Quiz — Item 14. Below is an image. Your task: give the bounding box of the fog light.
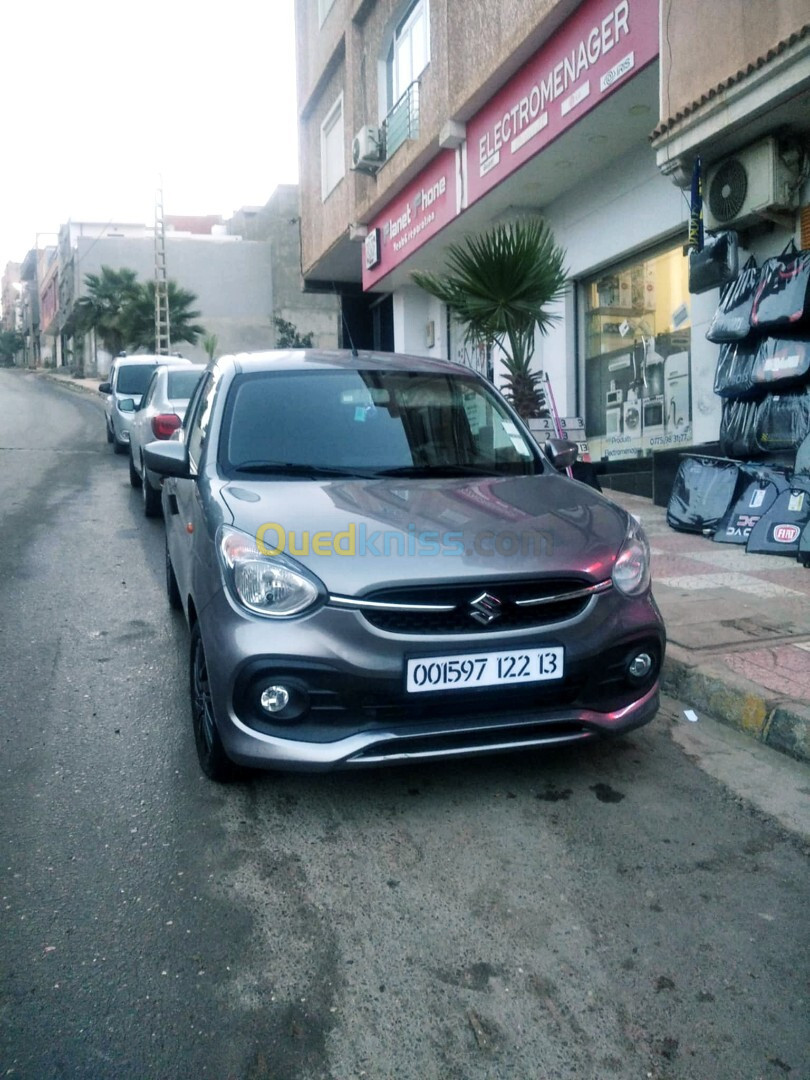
[260,685,291,713]
[628,653,653,679]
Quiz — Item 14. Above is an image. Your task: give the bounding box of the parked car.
[98,354,191,455]
[128,363,206,516]
[145,350,665,781]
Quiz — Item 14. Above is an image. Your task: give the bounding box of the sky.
[1,0,299,270]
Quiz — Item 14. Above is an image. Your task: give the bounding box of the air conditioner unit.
[352,126,383,173]
[704,137,799,230]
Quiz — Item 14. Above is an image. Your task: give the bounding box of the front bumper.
[198,586,665,772]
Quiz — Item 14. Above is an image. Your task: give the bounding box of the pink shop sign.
[362,150,457,289]
[467,0,658,204]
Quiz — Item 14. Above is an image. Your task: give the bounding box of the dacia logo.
[469,592,503,625]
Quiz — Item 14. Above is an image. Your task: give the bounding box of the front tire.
[142,469,162,518]
[106,421,114,444]
[190,623,238,781]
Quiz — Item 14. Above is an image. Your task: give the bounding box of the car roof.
[114,354,192,367]
[160,362,206,374]
[223,348,478,377]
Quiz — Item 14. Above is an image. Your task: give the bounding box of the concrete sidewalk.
[37,368,810,765]
[609,489,810,765]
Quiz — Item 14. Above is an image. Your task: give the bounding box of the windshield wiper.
[372,464,505,478]
[233,461,368,477]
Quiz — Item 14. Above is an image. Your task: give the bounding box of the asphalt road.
[1,368,808,1080]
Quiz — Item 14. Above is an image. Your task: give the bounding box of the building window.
[321,93,345,200]
[388,0,429,107]
[382,0,428,157]
[581,244,692,464]
[318,0,335,27]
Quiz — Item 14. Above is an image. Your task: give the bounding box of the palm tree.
[73,266,140,361]
[120,280,205,352]
[202,332,218,361]
[411,218,568,418]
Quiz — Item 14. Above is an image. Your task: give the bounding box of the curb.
[38,372,101,398]
[662,651,810,765]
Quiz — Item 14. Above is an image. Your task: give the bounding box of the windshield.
[220,369,539,477]
[116,364,156,396]
[168,370,204,400]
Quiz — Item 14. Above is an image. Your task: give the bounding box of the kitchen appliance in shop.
[605,380,623,434]
[622,390,641,436]
[665,352,690,433]
[642,395,665,438]
[642,353,666,438]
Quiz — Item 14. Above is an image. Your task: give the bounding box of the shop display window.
[582,245,692,463]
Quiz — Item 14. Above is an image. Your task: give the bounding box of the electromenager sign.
[363,150,457,290]
[467,0,658,203]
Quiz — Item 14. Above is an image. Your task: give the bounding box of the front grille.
[357,578,599,634]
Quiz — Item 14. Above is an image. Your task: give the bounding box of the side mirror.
[98,382,111,394]
[118,397,136,412]
[544,437,578,472]
[144,440,191,479]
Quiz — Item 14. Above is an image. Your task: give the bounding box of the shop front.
[582,243,693,466]
[360,0,713,495]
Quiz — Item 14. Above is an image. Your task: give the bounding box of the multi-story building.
[226,185,340,348]
[294,0,810,495]
[1,262,22,334]
[47,195,338,377]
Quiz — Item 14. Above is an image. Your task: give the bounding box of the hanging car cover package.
[746,476,810,556]
[713,340,760,399]
[666,456,741,534]
[750,336,810,392]
[706,255,760,343]
[688,230,740,295]
[755,388,810,454]
[751,241,810,331]
[712,465,790,545]
[720,397,763,459]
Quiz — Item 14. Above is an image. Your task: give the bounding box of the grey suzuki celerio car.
[145,350,665,781]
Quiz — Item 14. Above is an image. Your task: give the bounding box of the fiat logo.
[773,524,800,543]
[469,592,503,625]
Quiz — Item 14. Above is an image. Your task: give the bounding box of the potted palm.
[411,218,568,419]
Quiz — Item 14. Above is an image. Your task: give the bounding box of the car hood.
[219,473,630,595]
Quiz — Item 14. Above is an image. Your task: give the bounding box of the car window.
[116,364,156,396]
[167,370,204,400]
[220,369,538,475]
[187,374,218,467]
[141,371,159,408]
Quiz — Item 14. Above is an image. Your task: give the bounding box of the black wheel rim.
[192,636,216,755]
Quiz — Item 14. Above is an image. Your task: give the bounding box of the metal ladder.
[154,186,171,355]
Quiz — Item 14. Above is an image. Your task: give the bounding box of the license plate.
[406,647,564,693]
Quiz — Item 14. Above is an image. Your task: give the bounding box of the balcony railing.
[382,80,420,159]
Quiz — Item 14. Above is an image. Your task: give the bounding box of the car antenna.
[334,282,359,357]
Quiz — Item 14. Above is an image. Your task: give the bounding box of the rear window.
[116,364,156,396]
[167,370,204,400]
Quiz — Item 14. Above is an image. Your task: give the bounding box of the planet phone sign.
[362,150,457,289]
[467,0,658,203]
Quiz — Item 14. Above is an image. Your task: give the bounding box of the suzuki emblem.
[469,592,503,625]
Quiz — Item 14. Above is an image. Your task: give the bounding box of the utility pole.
[154,184,170,354]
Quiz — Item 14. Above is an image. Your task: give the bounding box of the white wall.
[394,288,448,359]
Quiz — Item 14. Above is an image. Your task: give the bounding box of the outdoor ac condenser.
[704,137,800,231]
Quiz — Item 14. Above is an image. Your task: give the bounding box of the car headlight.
[612,517,651,597]
[218,527,324,618]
